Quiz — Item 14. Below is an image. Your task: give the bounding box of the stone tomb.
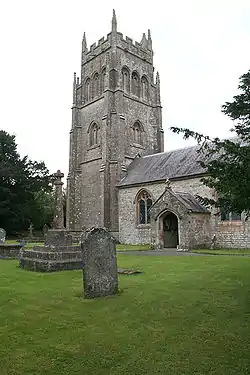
[19,230,82,272]
[82,228,118,298]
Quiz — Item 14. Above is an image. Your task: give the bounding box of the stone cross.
[82,228,118,299]
[52,170,64,229]
[28,222,34,238]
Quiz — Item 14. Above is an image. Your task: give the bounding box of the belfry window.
[132,121,143,145]
[122,67,130,93]
[132,71,140,97]
[89,122,99,147]
[137,190,152,225]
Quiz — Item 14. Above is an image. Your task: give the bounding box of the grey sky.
[0,0,249,176]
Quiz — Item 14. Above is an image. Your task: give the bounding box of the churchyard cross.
[52,170,64,229]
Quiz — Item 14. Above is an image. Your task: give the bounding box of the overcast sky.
[0,0,249,177]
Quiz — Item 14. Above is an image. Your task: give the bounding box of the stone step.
[19,257,83,272]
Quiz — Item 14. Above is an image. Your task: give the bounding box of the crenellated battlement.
[82,31,153,64]
[81,11,153,64]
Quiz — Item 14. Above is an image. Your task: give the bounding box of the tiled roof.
[176,192,209,213]
[119,145,207,187]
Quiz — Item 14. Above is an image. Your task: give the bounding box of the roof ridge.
[142,144,199,158]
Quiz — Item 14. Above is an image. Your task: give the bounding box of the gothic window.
[100,68,106,94]
[89,122,99,147]
[84,78,90,102]
[92,73,99,98]
[132,121,143,145]
[141,76,149,100]
[137,190,152,225]
[122,67,130,93]
[132,71,140,97]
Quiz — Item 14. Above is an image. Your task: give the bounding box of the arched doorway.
[162,212,179,248]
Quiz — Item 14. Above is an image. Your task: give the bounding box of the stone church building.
[66,11,249,249]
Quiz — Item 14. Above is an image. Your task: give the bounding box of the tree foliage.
[171,70,250,217]
[0,131,53,233]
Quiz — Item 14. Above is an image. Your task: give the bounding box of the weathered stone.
[52,170,65,229]
[28,223,34,239]
[64,11,250,250]
[0,244,23,259]
[19,247,82,272]
[19,170,82,272]
[82,228,118,298]
[44,229,72,247]
[66,11,163,234]
[0,228,6,244]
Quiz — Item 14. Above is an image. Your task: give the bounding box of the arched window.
[141,76,149,100]
[92,73,99,98]
[132,71,140,97]
[137,190,152,225]
[100,68,106,94]
[122,67,130,93]
[89,122,99,147]
[132,121,143,145]
[84,78,90,102]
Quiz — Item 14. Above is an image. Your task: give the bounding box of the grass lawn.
[5,240,152,251]
[0,256,250,375]
[116,243,151,251]
[192,248,250,255]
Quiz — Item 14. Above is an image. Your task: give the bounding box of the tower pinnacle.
[148,29,152,50]
[112,9,117,33]
[82,32,87,52]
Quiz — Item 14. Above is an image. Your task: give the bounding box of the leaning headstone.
[0,228,6,244]
[82,228,118,299]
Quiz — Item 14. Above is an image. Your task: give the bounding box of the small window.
[137,190,152,225]
[132,121,143,145]
[89,122,99,147]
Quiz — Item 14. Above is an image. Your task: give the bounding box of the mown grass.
[192,248,250,255]
[116,243,151,251]
[5,240,151,251]
[0,255,250,374]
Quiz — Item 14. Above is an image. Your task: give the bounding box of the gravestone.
[82,228,118,299]
[0,228,6,244]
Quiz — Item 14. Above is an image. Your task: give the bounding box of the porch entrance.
[163,212,179,248]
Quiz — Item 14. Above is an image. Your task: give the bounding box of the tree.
[0,131,53,233]
[171,70,250,217]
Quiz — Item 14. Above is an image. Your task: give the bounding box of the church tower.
[67,10,164,236]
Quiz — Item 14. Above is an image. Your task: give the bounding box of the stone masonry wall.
[215,221,250,248]
[119,182,165,244]
[118,177,250,248]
